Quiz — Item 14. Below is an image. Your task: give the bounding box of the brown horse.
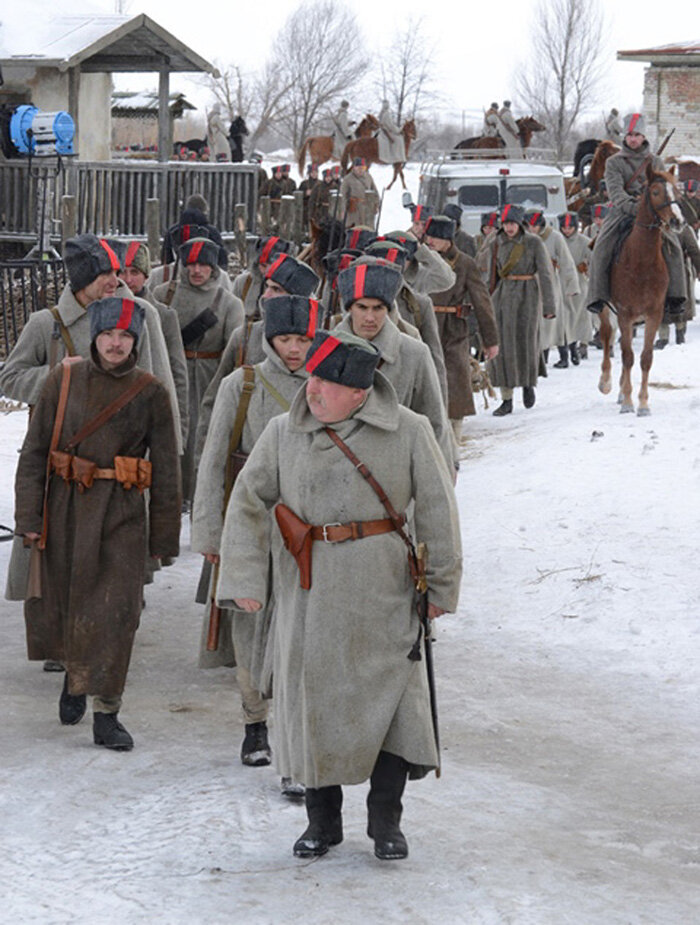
[297,114,378,174]
[454,116,546,153]
[587,140,620,192]
[598,165,681,415]
[340,120,417,189]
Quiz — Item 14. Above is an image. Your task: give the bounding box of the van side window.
[458,185,499,207]
[506,184,547,208]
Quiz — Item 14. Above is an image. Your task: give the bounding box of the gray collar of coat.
[288,368,399,435]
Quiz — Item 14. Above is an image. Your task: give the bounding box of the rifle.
[409,542,440,776]
[656,128,675,158]
[489,239,500,295]
[322,186,345,329]
[375,186,386,233]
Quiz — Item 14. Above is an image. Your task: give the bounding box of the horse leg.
[598,307,613,394]
[617,314,635,413]
[637,312,661,416]
[399,165,407,190]
[386,167,396,191]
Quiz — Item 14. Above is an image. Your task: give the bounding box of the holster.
[577,261,589,274]
[181,307,218,347]
[114,456,152,493]
[274,503,313,590]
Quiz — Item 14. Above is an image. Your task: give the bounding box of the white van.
[415,156,568,236]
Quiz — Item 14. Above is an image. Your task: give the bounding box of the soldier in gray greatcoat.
[559,212,593,360]
[497,101,521,157]
[340,158,379,228]
[483,102,500,138]
[153,238,243,502]
[604,108,622,143]
[378,100,406,163]
[587,113,686,318]
[477,205,557,416]
[332,100,353,159]
[390,225,457,294]
[218,327,462,860]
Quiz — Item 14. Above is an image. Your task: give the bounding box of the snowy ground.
[2,166,700,923]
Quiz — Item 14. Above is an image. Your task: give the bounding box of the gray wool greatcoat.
[216,373,462,788]
[340,171,379,228]
[478,228,557,389]
[404,242,456,294]
[562,231,594,344]
[14,355,181,697]
[334,315,456,470]
[395,283,448,402]
[148,261,233,295]
[153,270,243,500]
[195,320,266,466]
[191,337,307,677]
[429,243,499,419]
[537,227,579,351]
[232,266,265,318]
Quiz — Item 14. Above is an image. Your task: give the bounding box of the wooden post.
[61,195,77,247]
[279,195,295,241]
[292,191,305,245]
[146,198,161,262]
[158,65,170,165]
[234,203,248,268]
[259,196,271,234]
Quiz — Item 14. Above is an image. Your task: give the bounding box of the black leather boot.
[93,712,134,751]
[492,399,513,417]
[522,386,536,408]
[569,342,580,365]
[553,346,568,368]
[293,786,343,858]
[367,751,409,860]
[666,297,686,317]
[675,326,685,345]
[240,721,272,766]
[59,674,86,726]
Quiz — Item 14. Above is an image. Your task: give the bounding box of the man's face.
[95,328,135,370]
[561,225,576,238]
[76,271,119,307]
[263,279,288,299]
[271,333,313,372]
[424,234,450,253]
[119,266,147,295]
[594,215,605,227]
[306,375,365,423]
[503,221,520,238]
[349,297,388,341]
[482,225,496,238]
[625,132,644,150]
[187,262,213,286]
[352,165,365,178]
[411,220,427,239]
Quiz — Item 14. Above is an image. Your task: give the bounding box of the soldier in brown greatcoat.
[309,169,335,228]
[299,164,320,228]
[424,216,499,441]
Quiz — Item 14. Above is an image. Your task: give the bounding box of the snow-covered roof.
[111,91,196,114]
[0,13,219,75]
[618,41,700,65]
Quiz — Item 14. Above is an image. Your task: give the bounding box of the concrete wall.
[643,66,700,156]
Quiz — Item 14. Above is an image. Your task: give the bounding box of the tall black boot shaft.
[293,785,343,858]
[367,751,409,860]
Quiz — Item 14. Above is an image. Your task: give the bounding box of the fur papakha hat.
[344,226,376,251]
[179,237,220,268]
[264,253,319,297]
[424,215,455,241]
[264,295,321,342]
[88,296,145,346]
[337,260,403,310]
[305,328,381,388]
[64,234,121,293]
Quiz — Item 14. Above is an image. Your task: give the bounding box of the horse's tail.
[298,140,309,175]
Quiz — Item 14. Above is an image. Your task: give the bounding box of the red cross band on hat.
[564,214,573,228]
[307,299,319,338]
[414,206,426,222]
[187,241,204,264]
[266,253,288,278]
[349,229,362,249]
[353,264,368,301]
[125,241,141,267]
[99,239,121,271]
[529,211,542,225]
[306,334,341,373]
[181,224,192,242]
[502,205,513,221]
[116,299,135,330]
[260,237,280,265]
[488,213,498,227]
[628,113,641,132]
[385,248,399,263]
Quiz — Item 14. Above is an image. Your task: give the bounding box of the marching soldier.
[340,158,379,228]
[309,169,335,228]
[299,164,320,228]
[217,327,462,860]
[443,203,477,257]
[558,212,593,363]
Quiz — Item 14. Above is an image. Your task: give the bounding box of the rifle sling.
[223,366,256,508]
[63,372,154,452]
[50,307,76,361]
[498,241,526,280]
[257,370,289,410]
[624,154,652,193]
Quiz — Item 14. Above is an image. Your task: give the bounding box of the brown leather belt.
[309,515,403,544]
[503,274,535,281]
[185,350,222,359]
[50,451,152,493]
[433,305,469,318]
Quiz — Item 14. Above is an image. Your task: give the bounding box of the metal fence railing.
[0,258,67,361]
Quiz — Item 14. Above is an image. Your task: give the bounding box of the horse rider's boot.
[569,343,581,365]
[553,347,569,368]
[450,418,464,443]
[522,386,536,409]
[492,399,513,417]
[666,297,686,317]
[293,786,343,858]
[587,299,607,315]
[367,751,409,860]
[59,674,86,726]
[654,337,668,351]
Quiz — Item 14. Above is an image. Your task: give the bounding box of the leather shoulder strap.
[50,307,76,359]
[624,154,652,192]
[257,370,290,411]
[223,366,256,506]
[63,372,154,451]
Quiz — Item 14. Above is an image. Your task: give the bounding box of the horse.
[297,114,378,174]
[598,165,682,415]
[454,116,546,154]
[564,176,589,214]
[173,136,208,159]
[587,140,620,193]
[340,119,417,190]
[573,138,601,183]
[228,116,249,163]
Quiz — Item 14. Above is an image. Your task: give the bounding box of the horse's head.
[358,114,379,132]
[646,164,682,229]
[402,119,417,140]
[518,116,546,133]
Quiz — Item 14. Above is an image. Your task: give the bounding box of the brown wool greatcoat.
[14,356,181,698]
[478,228,557,389]
[429,244,498,418]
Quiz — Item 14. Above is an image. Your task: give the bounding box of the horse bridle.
[639,180,677,229]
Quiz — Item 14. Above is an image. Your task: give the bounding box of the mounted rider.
[604,108,623,144]
[497,101,521,157]
[332,100,354,159]
[378,100,406,163]
[586,113,686,318]
[483,102,500,139]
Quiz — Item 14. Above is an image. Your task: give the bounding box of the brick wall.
[643,66,700,156]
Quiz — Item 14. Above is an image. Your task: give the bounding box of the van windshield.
[506,184,547,209]
[458,185,499,208]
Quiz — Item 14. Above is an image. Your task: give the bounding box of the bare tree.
[272,0,369,150]
[515,0,606,159]
[374,18,439,123]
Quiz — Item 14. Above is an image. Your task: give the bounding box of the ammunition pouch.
[50,451,152,494]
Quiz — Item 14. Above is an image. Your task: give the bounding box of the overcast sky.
[1,0,695,129]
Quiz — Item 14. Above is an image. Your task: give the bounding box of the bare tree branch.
[373,18,440,123]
